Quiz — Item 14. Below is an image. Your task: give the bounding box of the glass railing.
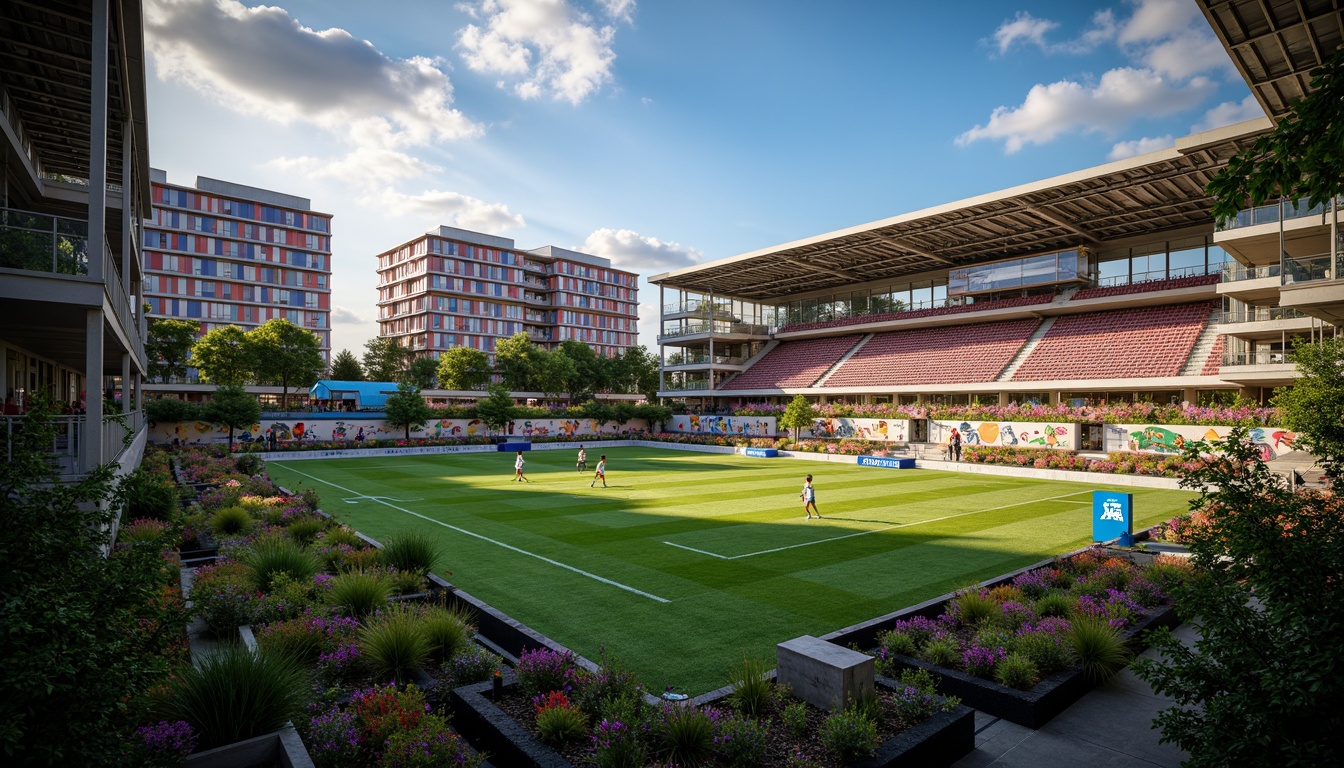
[1218,197,1339,230]
[1281,252,1337,285]
[2,409,143,476]
[0,206,90,275]
[663,379,711,391]
[1219,306,1309,323]
[662,299,739,319]
[1221,351,1296,367]
[1222,263,1281,282]
[664,354,748,367]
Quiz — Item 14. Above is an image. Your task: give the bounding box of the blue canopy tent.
[309,380,396,411]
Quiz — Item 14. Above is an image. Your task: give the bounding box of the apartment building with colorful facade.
[376,226,639,360]
[143,169,333,381]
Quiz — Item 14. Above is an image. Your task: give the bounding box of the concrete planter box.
[184,724,314,768]
[450,676,974,767]
[878,603,1181,728]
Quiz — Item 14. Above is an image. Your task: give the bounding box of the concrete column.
[121,353,131,414]
[122,118,132,289]
[135,371,143,411]
[87,0,109,282]
[658,284,665,395]
[84,309,104,469]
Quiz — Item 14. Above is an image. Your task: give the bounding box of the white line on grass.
[276,463,670,603]
[664,491,1094,560]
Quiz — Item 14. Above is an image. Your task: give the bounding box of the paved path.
[953,622,1197,767]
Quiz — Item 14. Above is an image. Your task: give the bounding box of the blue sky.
[142,0,1260,355]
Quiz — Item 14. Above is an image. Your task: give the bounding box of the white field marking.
[277,464,669,603]
[664,491,1094,560]
[342,495,424,505]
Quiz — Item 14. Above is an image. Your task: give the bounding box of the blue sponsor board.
[1092,491,1134,541]
[743,448,778,458]
[857,455,915,469]
[497,442,532,452]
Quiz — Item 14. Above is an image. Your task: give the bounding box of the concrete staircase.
[996,317,1055,381]
[1180,308,1223,375]
[813,333,874,386]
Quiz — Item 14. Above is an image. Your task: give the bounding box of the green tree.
[191,325,254,386]
[1134,429,1344,766]
[556,340,606,399]
[1207,47,1344,224]
[383,381,436,440]
[145,397,199,425]
[620,345,662,400]
[437,346,492,391]
[779,394,818,440]
[475,385,517,435]
[1271,336,1344,484]
[579,399,614,432]
[0,395,190,764]
[248,319,325,410]
[145,318,200,383]
[329,348,364,381]
[363,337,410,383]
[495,332,540,392]
[405,357,439,389]
[534,349,577,398]
[202,384,261,448]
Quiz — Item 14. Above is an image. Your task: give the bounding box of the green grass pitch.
[265,446,1193,693]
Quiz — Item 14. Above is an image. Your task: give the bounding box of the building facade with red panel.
[143,169,333,381]
[376,226,638,361]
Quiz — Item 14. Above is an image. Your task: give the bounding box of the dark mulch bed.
[492,683,941,767]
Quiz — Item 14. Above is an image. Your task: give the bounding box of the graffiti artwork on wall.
[1112,424,1297,460]
[670,415,773,436]
[929,420,1072,449]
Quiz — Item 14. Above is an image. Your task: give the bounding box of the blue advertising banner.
[743,448,778,458]
[1092,491,1134,542]
[497,442,531,452]
[857,456,915,469]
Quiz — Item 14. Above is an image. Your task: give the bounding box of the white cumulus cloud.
[957,69,1214,154]
[1107,135,1174,160]
[1191,94,1265,132]
[456,0,628,104]
[580,228,704,274]
[267,148,442,187]
[331,306,370,325]
[145,0,481,151]
[360,188,526,235]
[992,11,1058,54]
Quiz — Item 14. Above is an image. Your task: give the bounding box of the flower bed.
[448,650,973,767]
[963,445,1199,477]
[868,548,1191,727]
[729,401,1277,426]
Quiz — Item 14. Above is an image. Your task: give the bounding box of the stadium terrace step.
[997,316,1055,381]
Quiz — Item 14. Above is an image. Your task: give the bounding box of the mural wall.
[149,416,651,445]
[1106,423,1295,460]
[802,417,909,441]
[930,419,1078,450]
[668,415,777,437]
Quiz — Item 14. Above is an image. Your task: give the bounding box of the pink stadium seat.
[720,335,864,390]
[823,319,1040,387]
[1011,302,1214,381]
[1201,334,1225,376]
[1069,274,1219,302]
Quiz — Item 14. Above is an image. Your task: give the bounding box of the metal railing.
[1221,351,1296,367]
[2,409,143,475]
[1221,263,1281,282]
[0,206,90,275]
[663,379,712,391]
[665,353,748,367]
[1094,265,1213,287]
[1218,197,1339,231]
[1282,252,1342,285]
[1218,306,1309,323]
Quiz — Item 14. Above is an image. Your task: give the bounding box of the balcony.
[2,410,145,478]
[520,260,548,274]
[662,379,712,391]
[1216,197,1337,231]
[1278,251,1344,324]
[663,353,749,370]
[658,322,772,345]
[0,207,90,275]
[523,292,551,306]
[662,299,739,321]
[1219,306,1309,323]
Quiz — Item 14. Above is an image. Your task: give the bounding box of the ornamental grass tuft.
[156,643,309,750]
[419,603,474,664]
[238,535,321,593]
[726,656,773,718]
[1069,615,1132,683]
[381,531,441,577]
[328,569,393,618]
[358,604,431,684]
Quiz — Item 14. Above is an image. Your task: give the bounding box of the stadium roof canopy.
[1200,0,1344,119]
[650,122,1268,302]
[652,1,1344,303]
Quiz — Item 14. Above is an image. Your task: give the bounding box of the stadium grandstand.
[651,1,1344,415]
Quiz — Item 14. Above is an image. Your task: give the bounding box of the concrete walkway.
[953,622,1196,767]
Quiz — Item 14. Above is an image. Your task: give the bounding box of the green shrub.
[535,697,588,746]
[1034,591,1075,618]
[210,506,252,537]
[878,629,917,658]
[575,653,643,721]
[715,714,768,767]
[358,605,431,683]
[1015,630,1072,675]
[381,714,482,768]
[190,561,257,634]
[952,589,997,626]
[328,570,392,618]
[238,536,320,593]
[897,667,940,696]
[918,635,961,668]
[285,517,327,546]
[781,699,809,738]
[1069,615,1132,683]
[118,517,172,547]
[420,604,474,664]
[122,469,179,521]
[727,656,773,717]
[317,526,363,549]
[994,652,1041,690]
[442,644,503,688]
[388,568,425,595]
[656,704,715,766]
[820,705,878,763]
[381,531,441,577]
[156,644,309,750]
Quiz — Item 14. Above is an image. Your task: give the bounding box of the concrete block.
[776,635,874,711]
